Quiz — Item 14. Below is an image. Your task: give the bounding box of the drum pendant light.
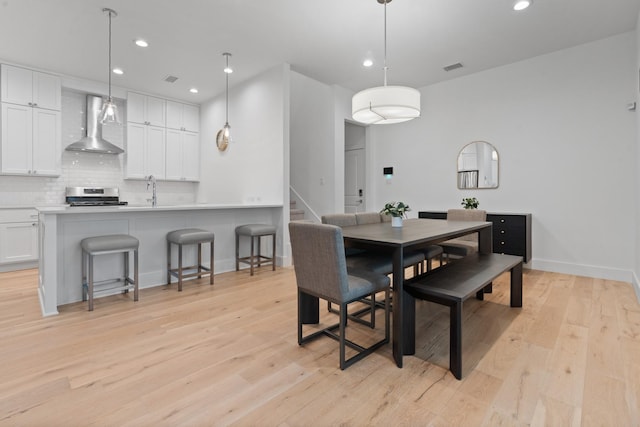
[352,0,420,125]
[98,8,121,125]
[216,53,233,151]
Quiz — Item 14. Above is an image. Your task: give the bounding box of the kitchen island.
[37,203,284,316]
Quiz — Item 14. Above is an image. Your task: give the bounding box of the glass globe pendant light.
[216,53,233,151]
[99,8,121,125]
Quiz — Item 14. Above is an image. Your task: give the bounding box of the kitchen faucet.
[146,175,157,207]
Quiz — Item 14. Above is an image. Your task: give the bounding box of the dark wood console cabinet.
[418,211,532,263]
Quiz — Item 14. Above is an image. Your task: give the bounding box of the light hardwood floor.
[0,266,638,426]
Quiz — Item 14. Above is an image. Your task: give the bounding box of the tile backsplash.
[0,89,197,207]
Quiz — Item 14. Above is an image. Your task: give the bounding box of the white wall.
[635,18,640,296]
[289,74,360,217]
[197,64,290,265]
[289,71,336,217]
[197,64,286,206]
[369,32,636,282]
[332,85,354,212]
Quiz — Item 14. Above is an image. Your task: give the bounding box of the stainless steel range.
[65,187,128,206]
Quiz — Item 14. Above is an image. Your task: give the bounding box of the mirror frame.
[457,141,499,189]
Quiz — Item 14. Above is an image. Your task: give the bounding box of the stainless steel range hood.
[65,95,124,154]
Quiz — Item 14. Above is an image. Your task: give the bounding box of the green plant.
[461,197,479,209]
[380,201,411,218]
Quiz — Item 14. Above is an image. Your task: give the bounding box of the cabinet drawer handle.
[500,230,505,234]
[500,219,505,223]
[501,241,505,245]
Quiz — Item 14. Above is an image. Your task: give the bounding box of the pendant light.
[98,8,121,125]
[352,0,420,125]
[216,52,233,151]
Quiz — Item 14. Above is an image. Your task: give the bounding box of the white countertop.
[37,203,283,214]
[0,206,39,210]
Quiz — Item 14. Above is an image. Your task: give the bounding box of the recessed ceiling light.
[189,88,198,94]
[135,39,149,47]
[112,68,124,75]
[363,59,373,67]
[513,0,532,11]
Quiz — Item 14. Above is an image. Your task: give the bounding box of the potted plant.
[461,197,479,209]
[380,201,410,227]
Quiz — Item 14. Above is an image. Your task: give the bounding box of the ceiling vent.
[163,75,179,83]
[443,62,463,72]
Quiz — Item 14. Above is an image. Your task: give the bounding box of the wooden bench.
[403,253,523,379]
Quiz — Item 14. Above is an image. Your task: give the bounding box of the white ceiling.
[0,0,638,104]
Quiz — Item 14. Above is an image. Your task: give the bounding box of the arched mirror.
[457,141,499,189]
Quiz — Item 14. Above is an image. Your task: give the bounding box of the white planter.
[391,216,403,228]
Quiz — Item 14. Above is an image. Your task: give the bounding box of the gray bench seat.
[403,253,523,379]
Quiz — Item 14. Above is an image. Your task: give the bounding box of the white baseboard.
[632,270,640,303]
[530,258,633,283]
[0,260,38,273]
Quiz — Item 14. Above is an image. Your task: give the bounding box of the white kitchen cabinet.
[127,92,166,127]
[0,209,39,267]
[165,129,200,181]
[1,64,61,111]
[125,123,166,179]
[166,100,199,132]
[1,102,61,176]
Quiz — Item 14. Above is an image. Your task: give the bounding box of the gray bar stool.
[167,228,215,291]
[81,234,139,311]
[235,224,277,276]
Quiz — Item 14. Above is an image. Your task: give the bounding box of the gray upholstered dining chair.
[289,222,390,369]
[322,211,424,316]
[421,244,444,272]
[441,208,487,260]
[321,213,357,227]
[321,213,363,257]
[324,212,425,275]
[355,211,384,225]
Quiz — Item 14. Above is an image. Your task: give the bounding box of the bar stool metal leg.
[124,251,129,294]
[82,249,87,302]
[257,236,262,268]
[252,236,256,275]
[235,233,240,271]
[133,249,139,301]
[167,241,171,285]
[210,240,214,285]
[272,233,276,271]
[178,243,183,292]
[88,253,94,311]
[197,243,202,278]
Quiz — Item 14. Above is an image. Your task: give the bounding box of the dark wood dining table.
[340,218,493,368]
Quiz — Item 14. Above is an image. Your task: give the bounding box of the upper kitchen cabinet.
[166,100,199,132]
[1,104,61,176]
[1,64,61,177]
[165,128,199,182]
[125,123,166,180]
[1,64,61,111]
[127,92,165,127]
